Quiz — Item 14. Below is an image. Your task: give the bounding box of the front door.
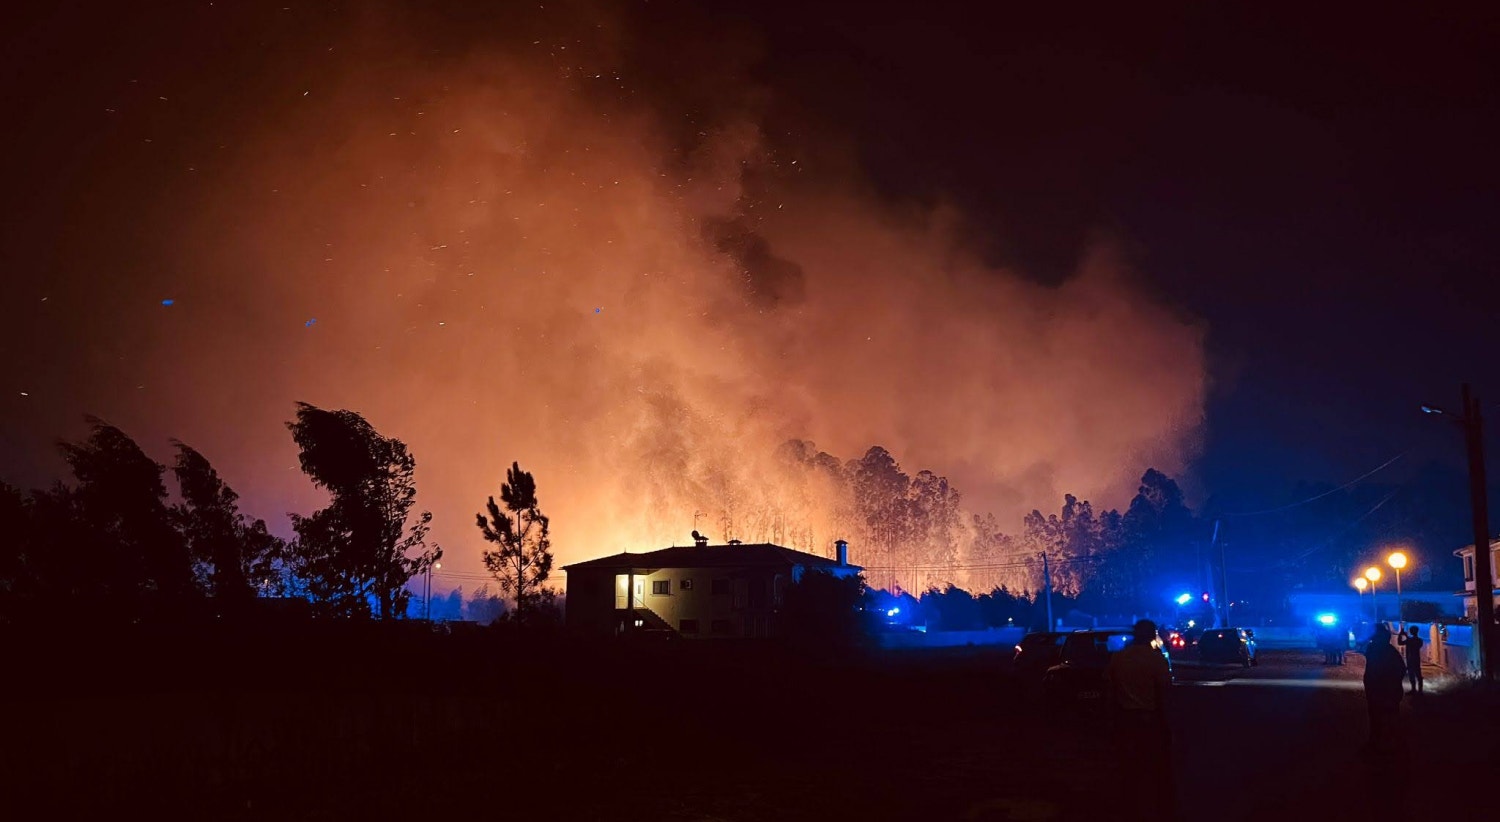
[614,574,646,610]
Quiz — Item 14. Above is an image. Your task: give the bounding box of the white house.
[561,536,862,638]
[1453,538,1500,621]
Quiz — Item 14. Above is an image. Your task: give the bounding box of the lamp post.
[1353,577,1369,620]
[1364,566,1382,624]
[1387,551,1408,627]
[424,561,442,621]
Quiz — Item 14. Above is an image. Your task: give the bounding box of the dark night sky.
[2,1,1497,585]
[727,2,1500,484]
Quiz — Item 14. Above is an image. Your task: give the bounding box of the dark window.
[711,619,732,635]
[1466,555,1475,581]
[680,579,693,591]
[651,580,670,595]
[680,619,699,634]
[747,577,767,608]
[711,579,730,595]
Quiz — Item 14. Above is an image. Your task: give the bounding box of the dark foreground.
[3,628,1496,821]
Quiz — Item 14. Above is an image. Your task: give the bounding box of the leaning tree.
[286,402,440,618]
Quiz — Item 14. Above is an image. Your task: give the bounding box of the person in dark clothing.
[1105,619,1177,822]
[1397,625,1424,693]
[1362,624,1406,752]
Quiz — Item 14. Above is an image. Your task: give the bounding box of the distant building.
[1454,538,1500,621]
[561,536,862,638]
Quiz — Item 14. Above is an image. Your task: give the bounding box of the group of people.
[1363,623,1426,751]
[1099,618,1431,819]
[1317,624,1348,664]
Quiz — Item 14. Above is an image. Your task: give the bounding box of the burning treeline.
[99,5,1207,587]
[626,434,1191,601]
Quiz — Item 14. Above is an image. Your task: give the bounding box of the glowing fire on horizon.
[35,10,1208,597]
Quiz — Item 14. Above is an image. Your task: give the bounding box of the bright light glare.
[1317,613,1338,626]
[1387,552,1408,570]
[1364,567,1382,582]
[1175,593,1193,605]
[1354,577,1368,591]
[886,608,898,617]
[1187,619,1196,628]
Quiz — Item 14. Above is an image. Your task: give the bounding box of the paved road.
[7,643,1491,821]
[1163,648,1471,822]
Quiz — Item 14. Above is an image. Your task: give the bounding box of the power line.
[1226,487,1401,574]
[861,554,1106,572]
[1219,450,1407,518]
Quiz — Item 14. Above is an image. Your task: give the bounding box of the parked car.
[1012,631,1068,679]
[1042,630,1171,706]
[1197,627,1257,666]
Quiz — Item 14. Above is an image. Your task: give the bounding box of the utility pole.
[1042,551,1054,630]
[1210,519,1228,628]
[1461,384,1494,683]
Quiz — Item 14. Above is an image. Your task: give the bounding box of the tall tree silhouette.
[171,441,285,611]
[55,417,196,616]
[286,403,440,618]
[477,461,552,621]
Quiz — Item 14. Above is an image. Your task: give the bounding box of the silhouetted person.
[1362,624,1405,752]
[1105,619,1177,822]
[1397,625,1424,693]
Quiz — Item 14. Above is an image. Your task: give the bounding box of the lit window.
[651,580,670,596]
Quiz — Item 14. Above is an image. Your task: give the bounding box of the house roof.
[1453,538,1500,557]
[561,542,861,572]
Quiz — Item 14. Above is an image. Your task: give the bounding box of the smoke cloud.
[7,4,1207,589]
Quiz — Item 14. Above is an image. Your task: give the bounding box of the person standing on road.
[1397,626,1424,694]
[1105,619,1177,822]
[1362,624,1406,752]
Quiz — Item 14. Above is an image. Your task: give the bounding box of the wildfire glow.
[15,7,1208,596]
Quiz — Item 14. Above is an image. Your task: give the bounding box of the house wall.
[1456,541,1500,595]
[635,567,786,638]
[1458,592,1500,621]
[563,570,619,635]
[568,555,863,638]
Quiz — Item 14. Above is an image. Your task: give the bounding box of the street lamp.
[1353,577,1369,620]
[1387,551,1408,627]
[1364,566,1382,623]
[424,561,442,621]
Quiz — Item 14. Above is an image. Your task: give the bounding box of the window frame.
[651,579,671,596]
